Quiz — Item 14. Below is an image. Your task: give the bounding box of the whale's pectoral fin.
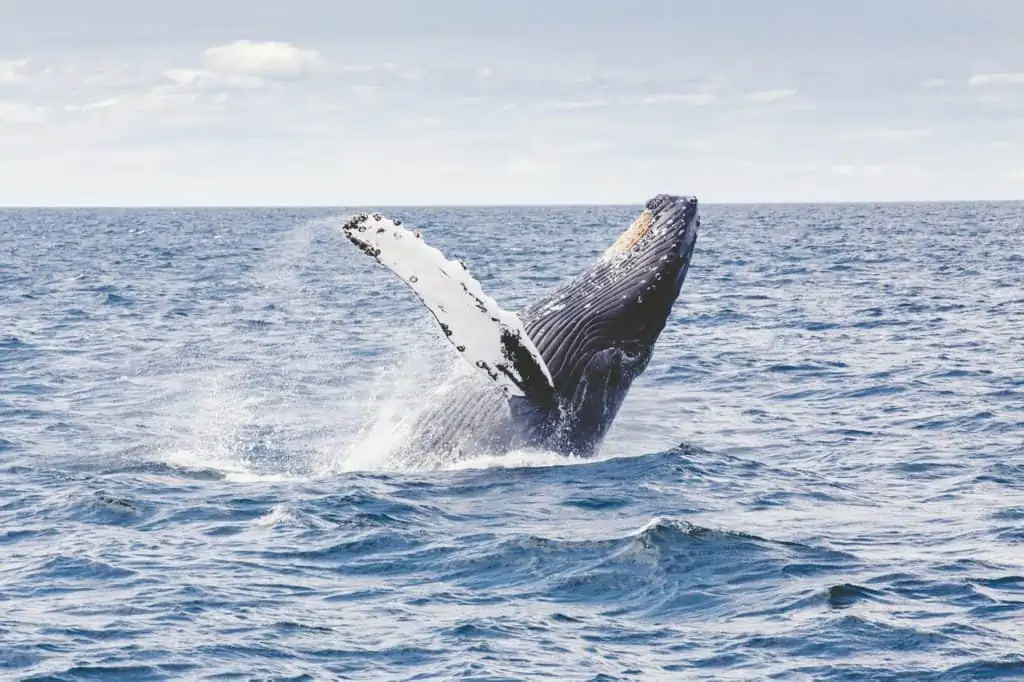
[342,212,556,406]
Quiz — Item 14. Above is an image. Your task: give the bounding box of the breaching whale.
[341,194,700,462]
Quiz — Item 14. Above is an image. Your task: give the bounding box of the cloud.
[202,40,322,76]
[0,58,31,85]
[551,100,609,110]
[3,3,1024,205]
[877,127,934,140]
[162,67,263,91]
[638,92,716,106]
[506,159,542,176]
[350,84,379,97]
[831,164,888,177]
[0,100,46,123]
[63,97,121,113]
[848,127,935,141]
[968,72,1024,86]
[338,64,378,74]
[742,88,797,103]
[736,160,820,173]
[147,41,324,99]
[399,116,442,129]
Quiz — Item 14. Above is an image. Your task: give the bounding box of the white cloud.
[399,116,442,129]
[506,159,542,175]
[848,127,935,141]
[639,92,716,106]
[0,100,46,123]
[3,5,1024,205]
[162,67,263,91]
[551,100,609,110]
[63,97,121,113]
[202,40,322,76]
[0,58,31,85]
[736,160,820,173]
[742,88,797,103]
[338,64,378,74]
[968,72,1024,86]
[164,68,215,86]
[147,41,324,98]
[877,127,934,140]
[831,164,888,177]
[351,84,379,97]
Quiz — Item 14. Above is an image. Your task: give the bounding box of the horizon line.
[1,197,1023,210]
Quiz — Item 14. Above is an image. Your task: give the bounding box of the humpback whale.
[341,194,700,462]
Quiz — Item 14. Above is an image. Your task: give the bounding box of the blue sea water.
[1,202,1022,680]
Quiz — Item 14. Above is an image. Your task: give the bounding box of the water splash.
[318,350,452,474]
[138,214,466,479]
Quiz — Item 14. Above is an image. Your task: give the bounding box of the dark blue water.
[2,203,1022,680]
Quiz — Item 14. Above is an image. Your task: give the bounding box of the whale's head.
[522,194,700,454]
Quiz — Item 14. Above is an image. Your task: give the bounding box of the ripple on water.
[1,203,1022,679]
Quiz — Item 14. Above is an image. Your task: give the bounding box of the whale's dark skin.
[397,194,701,462]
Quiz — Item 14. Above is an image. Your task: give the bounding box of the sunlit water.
[1,203,1022,680]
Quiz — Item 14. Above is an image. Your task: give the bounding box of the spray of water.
[145,215,582,480]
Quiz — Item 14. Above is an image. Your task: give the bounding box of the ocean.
[1,202,1022,680]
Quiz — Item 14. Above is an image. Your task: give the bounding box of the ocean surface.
[1,202,1022,680]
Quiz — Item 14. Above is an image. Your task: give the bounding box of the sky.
[1,0,1023,206]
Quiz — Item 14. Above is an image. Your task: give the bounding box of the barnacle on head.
[603,209,654,261]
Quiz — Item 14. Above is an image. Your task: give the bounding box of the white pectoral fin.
[342,212,555,404]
